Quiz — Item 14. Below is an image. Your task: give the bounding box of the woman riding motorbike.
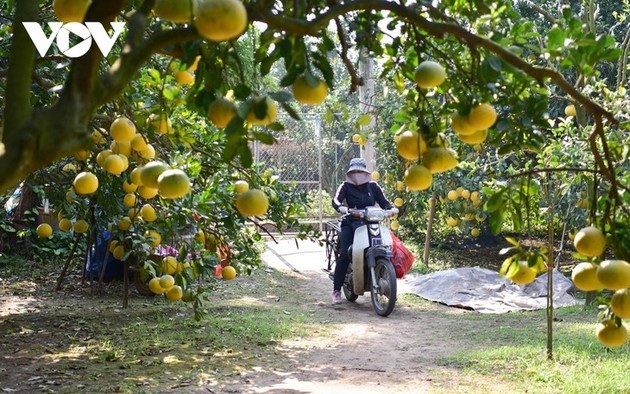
[331,158,396,304]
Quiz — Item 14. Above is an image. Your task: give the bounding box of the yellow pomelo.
[149,277,166,294]
[165,285,183,301]
[222,265,237,280]
[174,70,195,85]
[62,163,77,172]
[103,154,126,175]
[140,204,157,222]
[394,197,404,207]
[571,262,602,291]
[246,96,278,126]
[390,220,399,231]
[595,320,628,348]
[611,289,630,319]
[58,218,72,232]
[467,103,497,130]
[352,134,361,143]
[456,187,464,196]
[146,230,162,247]
[208,97,237,128]
[73,149,91,161]
[470,191,480,201]
[36,223,53,238]
[123,193,137,208]
[110,116,136,142]
[138,186,159,200]
[422,147,458,174]
[414,60,447,89]
[507,261,537,285]
[471,228,480,237]
[396,130,427,160]
[460,189,471,199]
[596,260,630,291]
[73,219,89,234]
[404,164,433,191]
[139,144,156,160]
[371,171,380,181]
[140,161,169,189]
[564,104,576,117]
[122,181,137,193]
[53,0,91,23]
[108,240,119,253]
[234,180,249,194]
[195,230,205,244]
[292,76,328,105]
[130,134,148,152]
[118,217,132,231]
[451,113,477,136]
[113,245,125,260]
[154,0,192,23]
[447,190,458,200]
[235,189,269,217]
[92,129,107,145]
[157,169,191,199]
[147,113,172,135]
[96,150,112,168]
[457,128,488,144]
[159,274,175,290]
[193,0,248,42]
[446,217,460,227]
[73,172,99,195]
[111,140,132,157]
[573,226,606,257]
[161,256,178,275]
[395,181,404,191]
[130,167,143,185]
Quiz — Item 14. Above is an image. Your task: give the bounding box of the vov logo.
[22,22,125,58]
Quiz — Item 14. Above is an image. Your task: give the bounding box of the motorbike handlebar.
[344,207,398,219]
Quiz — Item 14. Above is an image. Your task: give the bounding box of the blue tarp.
[85,230,124,280]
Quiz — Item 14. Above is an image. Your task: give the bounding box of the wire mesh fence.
[252,113,362,231]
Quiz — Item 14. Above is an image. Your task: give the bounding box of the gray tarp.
[401,267,581,313]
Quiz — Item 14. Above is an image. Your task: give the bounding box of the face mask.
[346,172,371,185]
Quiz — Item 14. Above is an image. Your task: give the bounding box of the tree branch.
[251,0,616,125]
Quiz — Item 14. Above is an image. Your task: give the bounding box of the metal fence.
[252,113,363,231]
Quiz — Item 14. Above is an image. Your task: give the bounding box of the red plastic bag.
[390,231,414,278]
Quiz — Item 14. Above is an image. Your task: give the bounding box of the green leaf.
[485,191,505,212]
[238,143,253,167]
[269,91,293,102]
[488,209,505,235]
[279,101,301,121]
[252,131,276,145]
[233,84,252,100]
[505,237,520,247]
[547,27,565,50]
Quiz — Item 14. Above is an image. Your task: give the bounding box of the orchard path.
[202,238,514,394]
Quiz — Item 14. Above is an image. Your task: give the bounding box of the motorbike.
[324,206,398,316]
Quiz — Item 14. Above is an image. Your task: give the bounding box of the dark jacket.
[332,181,393,212]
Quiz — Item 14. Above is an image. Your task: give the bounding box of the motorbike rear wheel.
[370,258,397,316]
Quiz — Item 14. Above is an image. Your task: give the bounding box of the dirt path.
[202,239,512,394]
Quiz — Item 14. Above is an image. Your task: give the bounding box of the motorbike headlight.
[365,209,385,222]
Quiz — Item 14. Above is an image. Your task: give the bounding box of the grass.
[2,250,629,393]
[401,294,630,394]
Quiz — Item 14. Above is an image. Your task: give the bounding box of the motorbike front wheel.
[370,258,397,316]
[343,268,359,302]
